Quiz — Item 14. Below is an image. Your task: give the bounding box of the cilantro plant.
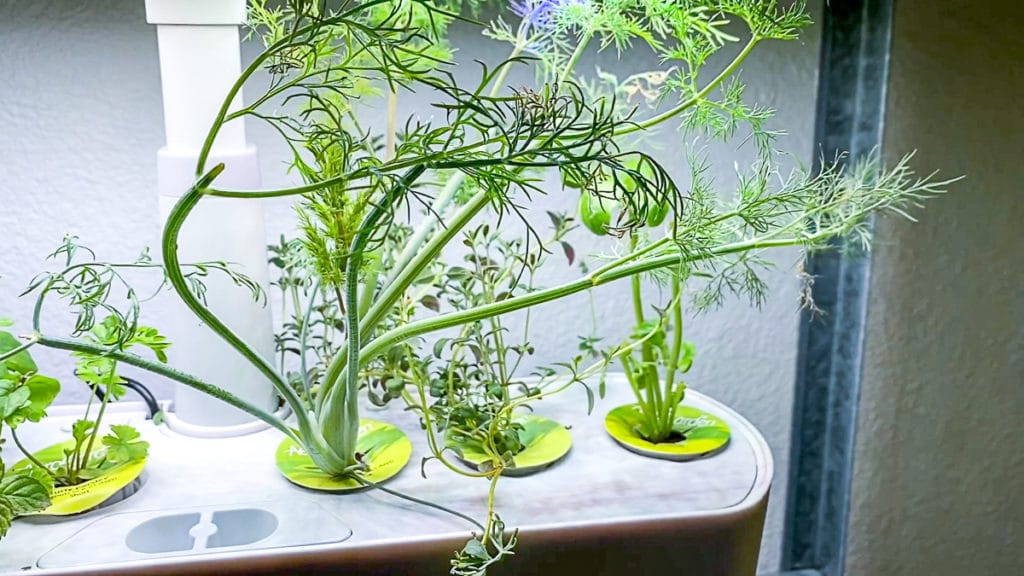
[0,318,55,540]
[0,1,951,572]
[50,317,165,486]
[1,238,248,498]
[1,315,163,492]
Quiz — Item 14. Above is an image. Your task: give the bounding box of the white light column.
[146,0,277,431]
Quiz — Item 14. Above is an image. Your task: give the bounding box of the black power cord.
[90,376,162,420]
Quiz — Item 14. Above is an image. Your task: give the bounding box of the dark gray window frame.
[778,1,895,575]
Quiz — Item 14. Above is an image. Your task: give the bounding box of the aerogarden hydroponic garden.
[0,1,950,574]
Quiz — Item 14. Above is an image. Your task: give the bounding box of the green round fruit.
[646,200,670,227]
[579,192,613,235]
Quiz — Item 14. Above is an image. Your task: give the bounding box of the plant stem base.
[274,419,411,492]
[447,415,572,477]
[604,403,731,461]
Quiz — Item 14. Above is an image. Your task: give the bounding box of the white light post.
[145,0,277,433]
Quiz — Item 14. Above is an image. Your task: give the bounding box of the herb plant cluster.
[0,1,950,574]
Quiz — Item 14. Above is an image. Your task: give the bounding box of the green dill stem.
[317,189,491,414]
[590,209,749,280]
[662,282,685,436]
[384,26,530,285]
[385,89,398,161]
[590,237,671,279]
[629,233,663,432]
[36,335,299,443]
[10,429,54,476]
[0,335,39,363]
[358,236,804,365]
[299,279,321,406]
[320,165,428,470]
[559,28,594,85]
[162,174,318,447]
[617,36,761,136]
[358,265,379,320]
[284,283,303,374]
[376,189,489,315]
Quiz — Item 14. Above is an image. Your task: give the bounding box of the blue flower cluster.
[510,0,587,31]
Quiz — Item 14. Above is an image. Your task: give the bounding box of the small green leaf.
[71,419,95,445]
[0,381,31,425]
[678,341,697,373]
[22,466,53,495]
[0,472,50,515]
[461,538,490,561]
[420,294,440,312]
[130,326,170,363]
[20,375,59,423]
[0,497,14,539]
[102,425,149,463]
[432,338,450,359]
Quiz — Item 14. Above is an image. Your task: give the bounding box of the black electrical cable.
[90,376,162,420]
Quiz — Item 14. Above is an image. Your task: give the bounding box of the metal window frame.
[777,1,895,575]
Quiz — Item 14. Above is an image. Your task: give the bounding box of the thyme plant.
[0,0,951,572]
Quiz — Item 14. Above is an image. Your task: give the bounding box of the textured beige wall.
[848,1,1024,574]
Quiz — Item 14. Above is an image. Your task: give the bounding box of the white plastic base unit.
[0,374,773,575]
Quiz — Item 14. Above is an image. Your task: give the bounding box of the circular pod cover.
[447,415,572,477]
[275,419,412,492]
[12,440,147,516]
[604,403,731,461]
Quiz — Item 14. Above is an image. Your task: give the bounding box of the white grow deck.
[0,374,773,575]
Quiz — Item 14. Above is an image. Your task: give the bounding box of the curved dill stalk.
[299,279,322,406]
[36,335,297,441]
[161,172,312,411]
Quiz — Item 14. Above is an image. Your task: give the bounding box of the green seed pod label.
[275,419,412,492]
[12,441,146,516]
[447,415,572,477]
[604,404,730,461]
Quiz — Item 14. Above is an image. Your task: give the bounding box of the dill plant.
[0,0,953,572]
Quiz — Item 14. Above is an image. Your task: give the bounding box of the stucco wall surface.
[0,2,823,571]
[848,1,1024,574]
